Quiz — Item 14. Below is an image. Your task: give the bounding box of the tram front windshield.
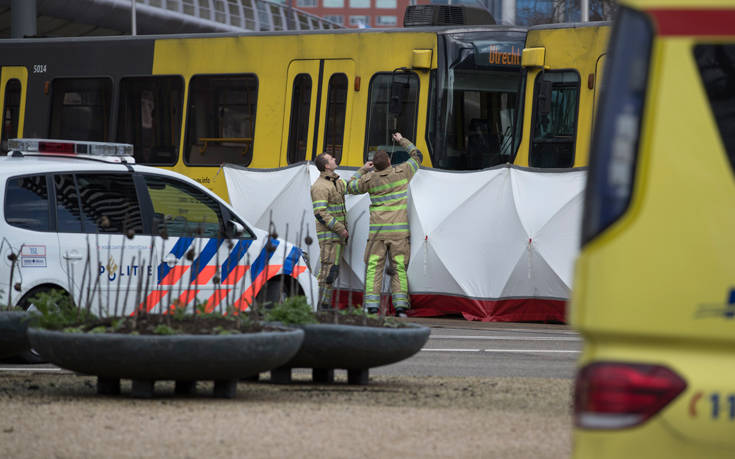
[430,31,525,170]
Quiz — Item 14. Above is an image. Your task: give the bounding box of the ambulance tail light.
[7,138,135,163]
[581,7,653,245]
[574,362,686,430]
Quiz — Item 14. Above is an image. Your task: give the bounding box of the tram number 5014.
[33,64,47,73]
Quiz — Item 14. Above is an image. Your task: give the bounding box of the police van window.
[185,74,258,167]
[323,73,348,164]
[5,175,50,232]
[1,79,21,153]
[75,174,143,234]
[117,76,184,166]
[364,72,419,163]
[54,174,83,233]
[49,78,112,142]
[287,74,312,164]
[694,44,735,174]
[529,71,580,168]
[142,175,224,238]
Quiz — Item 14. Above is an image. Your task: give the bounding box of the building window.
[323,73,348,163]
[323,15,344,24]
[49,78,112,142]
[117,76,184,166]
[349,15,370,26]
[376,0,396,8]
[349,0,370,8]
[296,0,317,7]
[376,15,397,25]
[287,74,312,164]
[323,0,344,7]
[184,74,258,167]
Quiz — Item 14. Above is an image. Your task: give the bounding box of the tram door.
[0,66,28,153]
[281,59,355,166]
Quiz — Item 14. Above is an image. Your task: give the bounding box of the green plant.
[153,324,177,335]
[264,296,318,325]
[28,289,96,330]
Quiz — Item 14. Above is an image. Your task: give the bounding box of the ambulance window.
[142,175,223,238]
[54,174,83,233]
[75,174,143,234]
[184,74,258,167]
[2,79,21,153]
[694,44,735,173]
[365,73,419,163]
[49,78,112,142]
[117,76,184,166]
[287,74,312,164]
[323,73,348,164]
[5,175,50,231]
[530,71,580,168]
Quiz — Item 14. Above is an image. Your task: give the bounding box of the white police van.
[0,139,317,321]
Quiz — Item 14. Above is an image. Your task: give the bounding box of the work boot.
[395,307,408,318]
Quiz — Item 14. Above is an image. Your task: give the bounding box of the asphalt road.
[0,317,582,379]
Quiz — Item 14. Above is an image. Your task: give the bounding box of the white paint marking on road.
[421,348,484,352]
[0,367,62,372]
[429,335,581,341]
[421,348,580,354]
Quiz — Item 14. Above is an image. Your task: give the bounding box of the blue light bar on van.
[8,138,134,158]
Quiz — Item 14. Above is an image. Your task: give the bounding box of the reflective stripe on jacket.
[311,171,347,243]
[347,138,423,240]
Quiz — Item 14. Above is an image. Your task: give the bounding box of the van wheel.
[11,286,70,364]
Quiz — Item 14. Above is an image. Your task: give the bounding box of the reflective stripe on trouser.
[318,240,343,305]
[363,238,410,309]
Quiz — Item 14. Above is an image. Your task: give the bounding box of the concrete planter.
[270,323,430,385]
[0,311,31,359]
[28,327,304,398]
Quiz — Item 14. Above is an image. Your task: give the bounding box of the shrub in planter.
[27,289,304,399]
[263,296,430,385]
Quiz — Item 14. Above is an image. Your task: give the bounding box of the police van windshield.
[429,31,525,170]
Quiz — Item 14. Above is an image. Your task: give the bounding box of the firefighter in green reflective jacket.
[311,152,348,308]
[347,132,423,317]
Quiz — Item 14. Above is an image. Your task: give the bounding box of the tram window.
[323,73,347,163]
[364,73,419,163]
[117,76,183,166]
[287,74,312,164]
[2,79,21,153]
[49,78,112,142]
[529,71,580,168]
[694,44,735,173]
[185,74,258,167]
[434,69,521,170]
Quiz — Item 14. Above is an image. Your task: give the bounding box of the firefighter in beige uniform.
[347,132,422,316]
[311,152,349,307]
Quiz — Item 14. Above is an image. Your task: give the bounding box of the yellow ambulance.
[570,0,735,457]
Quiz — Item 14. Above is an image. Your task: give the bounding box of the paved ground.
[0,370,573,458]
